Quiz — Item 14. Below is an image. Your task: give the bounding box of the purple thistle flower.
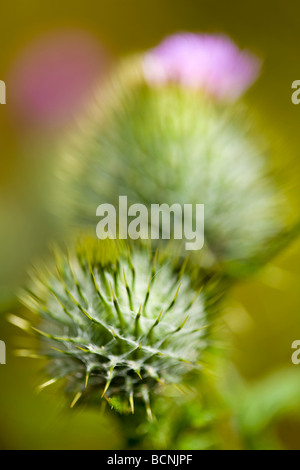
[143,33,261,102]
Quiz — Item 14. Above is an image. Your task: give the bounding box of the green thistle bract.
[16,239,209,416]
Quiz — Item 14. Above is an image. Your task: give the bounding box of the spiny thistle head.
[12,238,210,417]
[57,35,287,276]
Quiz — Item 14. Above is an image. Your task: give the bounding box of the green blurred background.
[0,0,300,449]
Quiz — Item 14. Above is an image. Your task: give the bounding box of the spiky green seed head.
[13,238,210,416]
[57,56,287,276]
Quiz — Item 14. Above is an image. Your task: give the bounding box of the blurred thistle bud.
[57,33,288,277]
[11,238,211,417]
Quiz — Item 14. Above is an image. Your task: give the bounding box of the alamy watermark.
[0,340,6,364]
[96,196,204,251]
[291,340,300,365]
[0,80,6,104]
